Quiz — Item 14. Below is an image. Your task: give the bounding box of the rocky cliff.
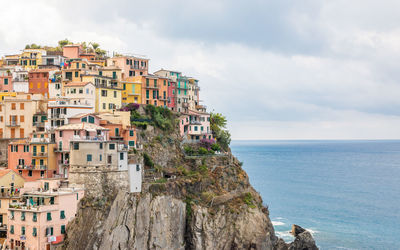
[62,125,318,250]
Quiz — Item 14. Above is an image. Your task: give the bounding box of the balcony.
[54,147,69,153]
[31,137,51,143]
[6,121,20,127]
[33,122,45,127]
[158,96,168,101]
[182,103,189,108]
[16,165,46,170]
[71,135,105,141]
[144,85,159,89]
[58,160,69,166]
[32,152,48,157]
[176,86,189,90]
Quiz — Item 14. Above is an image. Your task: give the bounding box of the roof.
[64,82,93,87]
[9,139,28,145]
[69,113,101,119]
[0,169,20,178]
[29,69,52,73]
[55,122,109,131]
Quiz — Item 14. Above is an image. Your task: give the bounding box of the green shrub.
[199,165,208,175]
[153,178,167,184]
[184,145,194,155]
[243,192,256,208]
[211,143,221,152]
[143,153,154,167]
[198,147,208,155]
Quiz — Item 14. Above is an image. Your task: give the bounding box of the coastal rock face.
[63,128,318,250]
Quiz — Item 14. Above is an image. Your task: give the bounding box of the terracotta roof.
[55,122,108,131]
[64,82,93,87]
[0,169,20,178]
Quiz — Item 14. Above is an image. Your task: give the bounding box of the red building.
[28,69,50,97]
[168,80,176,111]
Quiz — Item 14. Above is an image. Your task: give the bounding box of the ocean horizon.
[231,140,400,249]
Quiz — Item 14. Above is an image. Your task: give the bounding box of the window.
[73,143,79,150]
[109,103,114,109]
[33,213,37,222]
[60,210,65,219]
[146,90,149,98]
[88,116,95,123]
[115,128,119,136]
[76,63,79,68]
[79,88,83,94]
[120,153,124,160]
[20,116,24,122]
[87,154,92,162]
[46,227,53,236]
[33,227,37,236]
[129,130,134,137]
[61,225,66,234]
[47,212,52,221]
[10,211,14,220]
[99,154,102,161]
[50,197,54,204]
[41,146,45,152]
[4,79,8,85]
[114,91,117,98]
[86,88,89,94]
[20,103,24,109]
[99,71,102,76]
[10,225,14,234]
[194,126,198,131]
[21,226,25,235]
[129,141,135,147]
[154,79,157,87]
[109,144,115,150]
[101,90,107,97]
[75,71,78,77]
[77,193,79,200]
[99,143,103,149]
[11,103,16,110]
[59,131,63,137]
[146,78,149,87]
[28,170,32,177]
[103,103,106,109]
[44,182,49,191]
[21,212,25,221]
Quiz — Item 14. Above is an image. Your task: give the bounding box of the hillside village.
[0,40,230,250]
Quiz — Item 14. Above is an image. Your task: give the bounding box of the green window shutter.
[87,154,92,162]
[47,212,52,221]
[33,227,37,236]
[81,117,87,122]
[75,71,78,77]
[21,226,25,235]
[129,130,134,137]
[88,116,95,123]
[4,79,8,85]
[129,141,135,147]
[10,225,14,234]
[61,225,66,234]
[60,210,65,219]
[33,213,37,222]
[21,212,25,221]
[109,144,115,150]
[51,227,53,235]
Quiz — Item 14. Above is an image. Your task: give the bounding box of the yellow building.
[0,92,16,101]
[30,133,57,175]
[121,77,142,104]
[19,49,46,70]
[81,74,123,112]
[0,169,25,231]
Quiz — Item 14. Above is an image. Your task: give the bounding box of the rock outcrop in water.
[62,125,318,250]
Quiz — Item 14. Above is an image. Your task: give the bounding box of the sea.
[230,140,400,250]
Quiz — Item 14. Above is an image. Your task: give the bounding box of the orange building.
[106,56,149,80]
[133,75,169,107]
[28,69,51,97]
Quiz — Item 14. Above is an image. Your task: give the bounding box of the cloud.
[1,0,400,139]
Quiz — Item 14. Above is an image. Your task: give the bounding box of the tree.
[58,39,71,47]
[210,112,231,151]
[90,42,100,50]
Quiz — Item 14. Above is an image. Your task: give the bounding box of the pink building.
[54,122,109,178]
[106,56,149,80]
[0,73,13,92]
[180,110,213,142]
[62,45,83,59]
[7,179,84,250]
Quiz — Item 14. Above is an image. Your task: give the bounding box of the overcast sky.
[1,0,400,139]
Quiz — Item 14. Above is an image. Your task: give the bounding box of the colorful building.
[0,169,25,238]
[62,44,83,59]
[121,77,141,104]
[19,49,47,70]
[28,69,54,98]
[7,179,84,250]
[0,69,13,92]
[106,56,149,79]
[0,93,47,139]
[97,112,137,148]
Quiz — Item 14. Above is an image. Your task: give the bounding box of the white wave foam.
[305,228,318,236]
[275,231,294,241]
[272,221,285,226]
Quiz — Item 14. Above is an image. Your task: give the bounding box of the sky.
[1,0,400,140]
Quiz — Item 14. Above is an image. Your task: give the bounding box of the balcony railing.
[32,152,48,157]
[144,85,159,89]
[16,165,46,170]
[33,122,45,127]
[58,160,69,166]
[71,135,105,141]
[6,121,20,127]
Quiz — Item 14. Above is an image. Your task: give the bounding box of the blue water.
[231,140,400,250]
